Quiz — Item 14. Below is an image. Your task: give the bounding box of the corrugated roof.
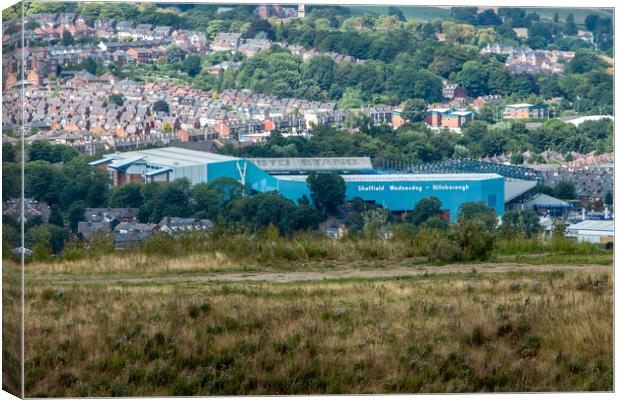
[100,147,239,168]
[568,220,614,232]
[524,193,570,208]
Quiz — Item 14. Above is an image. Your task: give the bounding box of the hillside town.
[1,4,616,398]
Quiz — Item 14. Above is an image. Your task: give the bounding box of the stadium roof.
[523,193,570,208]
[98,147,239,169]
[250,157,373,172]
[275,173,503,182]
[504,179,537,202]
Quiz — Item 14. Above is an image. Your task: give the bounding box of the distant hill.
[348,6,450,22]
[348,6,612,24]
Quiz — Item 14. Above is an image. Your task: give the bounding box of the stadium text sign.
[356,184,470,192]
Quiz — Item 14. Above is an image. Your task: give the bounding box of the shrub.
[450,220,496,261]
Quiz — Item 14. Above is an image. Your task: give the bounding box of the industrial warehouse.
[87,146,550,220]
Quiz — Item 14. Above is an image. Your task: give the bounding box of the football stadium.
[88,147,546,220]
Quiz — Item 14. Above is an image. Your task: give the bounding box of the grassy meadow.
[8,240,613,396]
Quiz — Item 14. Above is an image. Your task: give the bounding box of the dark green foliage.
[229,192,323,234]
[109,183,144,208]
[408,197,442,226]
[564,13,577,36]
[553,181,576,200]
[458,202,497,231]
[244,19,275,41]
[153,100,170,114]
[140,179,193,223]
[450,219,496,261]
[181,55,202,77]
[166,46,186,64]
[500,209,541,238]
[68,201,87,234]
[108,93,125,107]
[48,205,64,227]
[2,143,16,163]
[401,99,427,123]
[191,178,244,220]
[28,141,78,163]
[80,57,98,75]
[306,172,346,216]
[2,162,20,201]
[566,49,608,74]
[62,30,74,46]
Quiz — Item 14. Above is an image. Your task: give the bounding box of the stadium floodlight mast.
[236,160,248,195]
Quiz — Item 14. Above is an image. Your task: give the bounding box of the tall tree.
[306,172,346,216]
[565,13,577,35]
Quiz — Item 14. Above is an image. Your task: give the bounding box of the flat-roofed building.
[566,220,614,244]
[503,103,549,120]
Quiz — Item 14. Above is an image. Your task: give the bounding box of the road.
[29,262,611,286]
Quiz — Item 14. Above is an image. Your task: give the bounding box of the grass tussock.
[22,267,612,396]
[35,230,611,277]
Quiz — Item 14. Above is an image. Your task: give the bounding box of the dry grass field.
[4,249,612,396]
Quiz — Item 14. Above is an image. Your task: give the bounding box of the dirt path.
[30,263,611,286]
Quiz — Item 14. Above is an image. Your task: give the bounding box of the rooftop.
[98,147,239,168]
[250,157,373,172]
[275,173,503,182]
[568,220,614,232]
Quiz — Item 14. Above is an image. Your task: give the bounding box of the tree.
[166,46,186,64]
[80,57,98,75]
[458,201,497,231]
[3,143,17,163]
[565,13,577,35]
[230,192,300,234]
[306,172,346,216]
[554,180,576,200]
[500,209,541,238]
[48,205,64,227]
[109,182,143,208]
[510,153,524,165]
[68,201,87,234]
[456,61,489,98]
[153,100,170,114]
[566,49,607,74]
[388,6,406,22]
[191,177,243,220]
[108,93,125,107]
[527,22,553,49]
[604,191,613,207]
[477,9,502,26]
[362,207,389,238]
[408,197,443,226]
[302,56,336,91]
[585,14,600,31]
[243,19,275,40]
[401,99,427,123]
[148,180,192,222]
[450,219,496,261]
[181,55,202,77]
[62,30,75,46]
